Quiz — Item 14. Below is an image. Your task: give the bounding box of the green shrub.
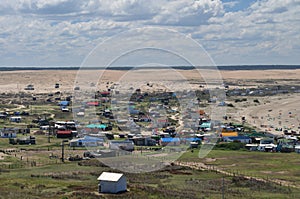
[215,142,245,150]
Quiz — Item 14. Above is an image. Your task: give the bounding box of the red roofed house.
[86,101,99,106]
[100,91,110,97]
[56,130,73,138]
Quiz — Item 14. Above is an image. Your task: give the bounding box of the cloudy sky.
[0,0,299,66]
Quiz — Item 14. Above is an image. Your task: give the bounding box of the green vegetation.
[0,159,299,199]
[214,142,246,151]
[1,134,299,199]
[180,149,300,187]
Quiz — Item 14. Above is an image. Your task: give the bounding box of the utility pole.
[48,121,54,143]
[48,124,51,143]
[61,140,68,163]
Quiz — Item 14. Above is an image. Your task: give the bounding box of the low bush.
[215,142,246,150]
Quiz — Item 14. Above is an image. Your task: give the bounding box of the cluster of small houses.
[225,84,300,97]
[52,117,300,155]
[220,125,300,153]
[2,85,300,195]
[0,111,30,123]
[53,87,299,155]
[2,110,300,154]
[56,90,113,115]
[2,88,300,156]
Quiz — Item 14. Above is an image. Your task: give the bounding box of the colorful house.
[86,101,99,106]
[160,137,180,146]
[59,101,69,106]
[199,122,211,130]
[56,130,73,138]
[0,131,17,138]
[221,131,238,137]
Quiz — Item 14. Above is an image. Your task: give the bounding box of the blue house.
[59,101,69,106]
[0,131,17,138]
[160,137,180,146]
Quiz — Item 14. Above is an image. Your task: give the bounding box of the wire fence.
[0,148,299,198]
[175,161,298,198]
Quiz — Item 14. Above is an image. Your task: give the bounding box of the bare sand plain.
[0,69,299,134]
[1,69,300,92]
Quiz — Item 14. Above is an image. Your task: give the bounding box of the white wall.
[99,176,126,193]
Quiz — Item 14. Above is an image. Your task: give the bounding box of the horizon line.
[1,65,300,71]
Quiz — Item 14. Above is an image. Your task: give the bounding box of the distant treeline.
[0,65,300,71]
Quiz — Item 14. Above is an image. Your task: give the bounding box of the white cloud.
[193,0,300,65]
[249,0,299,14]
[152,0,224,26]
[0,0,299,66]
[223,1,239,8]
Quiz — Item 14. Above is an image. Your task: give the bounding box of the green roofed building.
[200,122,211,129]
[86,124,107,129]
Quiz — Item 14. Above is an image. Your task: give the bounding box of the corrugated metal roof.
[97,172,124,182]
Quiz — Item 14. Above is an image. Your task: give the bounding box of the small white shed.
[10,116,22,123]
[97,172,127,193]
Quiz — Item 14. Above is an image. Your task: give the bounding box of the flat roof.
[97,172,124,182]
[57,130,72,134]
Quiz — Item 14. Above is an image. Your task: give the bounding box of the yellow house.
[221,131,238,137]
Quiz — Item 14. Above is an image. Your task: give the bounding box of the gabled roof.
[97,172,124,182]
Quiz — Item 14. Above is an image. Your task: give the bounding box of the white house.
[223,136,252,144]
[10,116,22,123]
[295,145,300,153]
[257,139,277,152]
[97,172,127,193]
[69,136,104,147]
